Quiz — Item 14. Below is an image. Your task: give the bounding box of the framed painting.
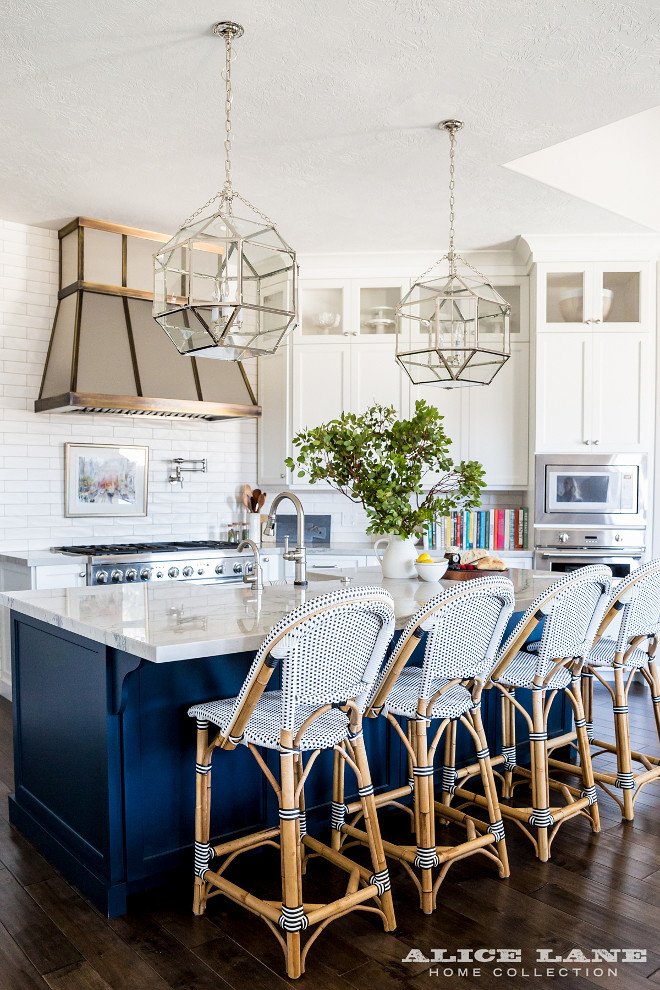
[64,443,149,517]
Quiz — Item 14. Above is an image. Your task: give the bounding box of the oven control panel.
[90,556,250,584]
[535,528,646,551]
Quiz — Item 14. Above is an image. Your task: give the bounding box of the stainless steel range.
[51,541,253,586]
[533,454,648,578]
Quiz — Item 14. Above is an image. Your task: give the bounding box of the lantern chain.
[447,122,457,275]
[178,25,279,232]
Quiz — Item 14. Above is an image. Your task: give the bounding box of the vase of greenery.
[285,400,485,579]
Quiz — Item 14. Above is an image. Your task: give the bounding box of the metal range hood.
[36,217,261,421]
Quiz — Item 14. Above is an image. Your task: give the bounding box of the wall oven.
[534,454,647,578]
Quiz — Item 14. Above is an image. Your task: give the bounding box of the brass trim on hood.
[37,218,261,422]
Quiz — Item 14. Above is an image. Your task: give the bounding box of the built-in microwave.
[535,454,647,528]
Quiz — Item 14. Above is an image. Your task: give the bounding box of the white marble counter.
[1,567,556,664]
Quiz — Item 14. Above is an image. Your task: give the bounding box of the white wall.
[0,220,259,551]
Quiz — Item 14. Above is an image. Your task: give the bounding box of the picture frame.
[64,443,149,518]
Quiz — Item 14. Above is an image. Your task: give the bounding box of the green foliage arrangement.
[285,400,485,539]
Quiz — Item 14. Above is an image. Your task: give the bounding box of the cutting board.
[444,568,509,580]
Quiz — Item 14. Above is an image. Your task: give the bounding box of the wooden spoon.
[251,488,262,512]
[257,492,267,511]
[243,484,252,509]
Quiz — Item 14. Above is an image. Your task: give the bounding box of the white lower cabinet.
[0,561,86,699]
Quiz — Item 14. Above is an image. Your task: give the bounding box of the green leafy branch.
[285,400,485,539]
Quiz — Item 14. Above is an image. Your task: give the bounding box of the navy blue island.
[4,567,563,917]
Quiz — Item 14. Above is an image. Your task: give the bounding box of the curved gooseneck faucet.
[263,492,307,586]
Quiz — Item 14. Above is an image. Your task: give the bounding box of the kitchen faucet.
[237,539,264,591]
[263,492,307,586]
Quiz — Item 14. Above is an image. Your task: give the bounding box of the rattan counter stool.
[186,586,396,980]
[456,565,612,862]
[330,577,515,915]
[550,559,660,821]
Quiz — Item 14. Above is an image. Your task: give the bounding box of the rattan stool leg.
[567,680,601,834]
[412,718,435,914]
[439,720,457,812]
[530,688,551,862]
[581,670,594,743]
[501,689,516,798]
[193,720,211,916]
[294,753,309,872]
[472,706,509,878]
[349,730,396,932]
[612,665,634,821]
[280,750,303,979]
[331,744,346,851]
[648,647,660,745]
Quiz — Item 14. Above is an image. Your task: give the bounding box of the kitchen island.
[3,567,561,916]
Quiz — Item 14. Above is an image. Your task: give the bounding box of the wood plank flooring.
[1,679,660,989]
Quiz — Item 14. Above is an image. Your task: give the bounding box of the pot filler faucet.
[263,492,307,586]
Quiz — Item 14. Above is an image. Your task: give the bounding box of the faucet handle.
[284,535,289,555]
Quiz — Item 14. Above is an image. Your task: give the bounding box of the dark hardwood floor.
[2,680,660,990]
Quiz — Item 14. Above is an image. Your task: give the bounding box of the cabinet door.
[409,382,468,465]
[351,341,407,417]
[536,332,592,452]
[299,280,351,342]
[468,343,529,487]
[592,265,648,332]
[257,345,292,486]
[591,332,652,451]
[291,344,351,435]
[538,264,590,331]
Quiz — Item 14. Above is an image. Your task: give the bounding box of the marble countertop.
[1,566,556,664]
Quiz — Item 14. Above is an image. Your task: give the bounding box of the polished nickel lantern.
[153,22,297,361]
[396,121,510,387]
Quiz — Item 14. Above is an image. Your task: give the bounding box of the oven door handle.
[539,550,643,559]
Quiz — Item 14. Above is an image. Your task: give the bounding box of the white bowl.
[414,560,449,583]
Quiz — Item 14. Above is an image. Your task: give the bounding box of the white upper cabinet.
[299,278,408,344]
[539,262,650,332]
[534,259,655,455]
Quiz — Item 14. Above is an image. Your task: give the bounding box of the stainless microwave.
[535,454,647,528]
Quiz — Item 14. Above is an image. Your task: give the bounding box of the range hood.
[36,217,261,421]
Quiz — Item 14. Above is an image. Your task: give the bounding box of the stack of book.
[424,508,529,552]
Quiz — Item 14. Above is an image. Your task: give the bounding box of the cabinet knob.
[583,440,591,445]
[584,319,593,324]
[593,318,601,323]
[593,439,600,445]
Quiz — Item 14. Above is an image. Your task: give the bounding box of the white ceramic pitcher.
[373,534,418,579]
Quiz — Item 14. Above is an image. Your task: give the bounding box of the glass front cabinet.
[539,263,649,332]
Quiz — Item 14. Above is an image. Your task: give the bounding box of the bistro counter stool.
[552,559,660,821]
[187,586,396,979]
[332,577,515,915]
[458,565,612,862]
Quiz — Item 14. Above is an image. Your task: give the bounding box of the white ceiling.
[505,105,660,232]
[1,0,659,252]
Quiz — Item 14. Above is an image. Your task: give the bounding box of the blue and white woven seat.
[190,691,352,751]
[337,576,516,915]
[474,565,613,862]
[382,667,476,720]
[587,636,649,669]
[497,651,572,689]
[579,558,660,821]
[186,585,397,979]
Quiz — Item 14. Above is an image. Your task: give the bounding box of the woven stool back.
[494,565,612,682]
[369,577,515,708]
[599,558,660,655]
[221,586,395,741]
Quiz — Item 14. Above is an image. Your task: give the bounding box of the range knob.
[215,563,224,575]
[140,568,151,581]
[155,570,164,579]
[182,566,194,577]
[96,570,108,584]
[558,532,569,544]
[615,533,623,543]
[111,570,123,583]
[125,568,137,582]
[168,566,179,579]
[233,562,243,574]
[197,568,204,575]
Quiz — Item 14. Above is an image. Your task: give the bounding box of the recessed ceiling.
[1,0,658,252]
